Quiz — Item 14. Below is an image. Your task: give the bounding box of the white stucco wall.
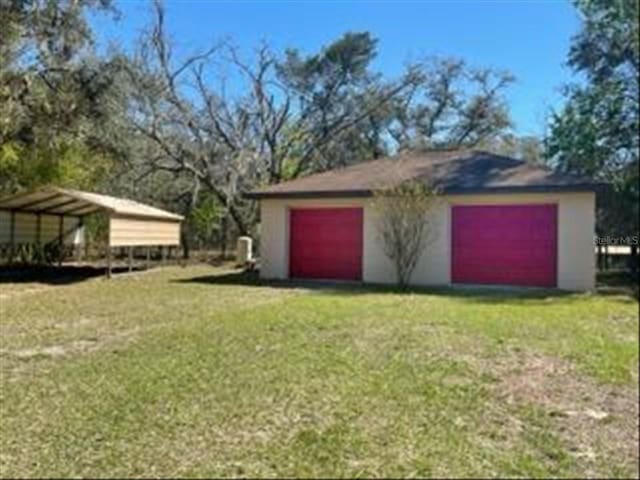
[258,191,596,291]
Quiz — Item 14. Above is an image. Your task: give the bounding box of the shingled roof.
[246,149,603,199]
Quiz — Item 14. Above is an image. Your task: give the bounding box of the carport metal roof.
[0,187,183,221]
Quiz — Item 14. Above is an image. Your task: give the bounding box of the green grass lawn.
[1,265,638,478]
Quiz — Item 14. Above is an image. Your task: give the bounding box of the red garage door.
[289,208,363,281]
[451,204,557,287]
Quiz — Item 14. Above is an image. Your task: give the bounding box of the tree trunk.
[227,203,247,236]
[202,179,248,236]
[181,229,190,260]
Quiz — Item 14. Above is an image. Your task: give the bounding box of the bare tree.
[123,1,417,241]
[372,178,441,288]
[388,57,514,150]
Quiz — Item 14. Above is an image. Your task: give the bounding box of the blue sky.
[93,0,582,137]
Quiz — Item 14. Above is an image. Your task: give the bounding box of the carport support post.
[106,246,112,278]
[106,223,112,279]
[57,215,63,267]
[146,247,151,270]
[161,246,167,266]
[35,213,42,264]
[128,246,133,273]
[9,211,15,265]
[77,217,84,261]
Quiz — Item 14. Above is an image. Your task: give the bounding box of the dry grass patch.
[488,351,639,478]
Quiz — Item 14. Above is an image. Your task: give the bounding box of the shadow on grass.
[172,269,597,305]
[0,265,146,286]
[596,270,640,301]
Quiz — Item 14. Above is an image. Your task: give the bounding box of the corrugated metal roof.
[0,187,183,221]
[247,149,605,199]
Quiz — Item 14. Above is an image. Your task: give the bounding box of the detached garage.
[247,150,602,291]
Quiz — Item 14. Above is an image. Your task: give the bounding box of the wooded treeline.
[546,0,638,259]
[0,0,637,257]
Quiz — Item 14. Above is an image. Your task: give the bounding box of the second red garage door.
[289,208,363,281]
[451,204,558,288]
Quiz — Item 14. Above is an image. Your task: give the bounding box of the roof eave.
[444,183,607,195]
[244,190,374,200]
[245,183,606,200]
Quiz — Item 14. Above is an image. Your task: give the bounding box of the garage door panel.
[289,208,363,281]
[452,204,557,287]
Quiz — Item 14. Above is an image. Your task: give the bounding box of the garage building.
[247,150,602,291]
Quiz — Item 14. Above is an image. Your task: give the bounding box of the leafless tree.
[124,1,418,240]
[123,2,245,229]
[372,177,441,288]
[389,57,514,149]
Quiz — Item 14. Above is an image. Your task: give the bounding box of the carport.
[0,187,183,277]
